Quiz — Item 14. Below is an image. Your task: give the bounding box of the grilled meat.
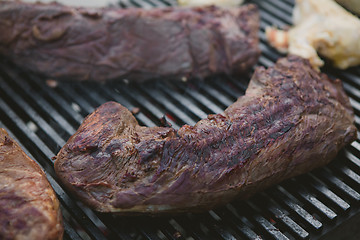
[55,56,357,214]
[0,1,259,82]
[0,129,63,239]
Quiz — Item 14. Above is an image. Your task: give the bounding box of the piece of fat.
[266,0,360,70]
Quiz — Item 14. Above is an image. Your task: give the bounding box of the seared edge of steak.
[0,2,260,82]
[55,56,357,214]
[0,129,63,240]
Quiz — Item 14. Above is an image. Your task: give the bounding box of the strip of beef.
[0,129,63,239]
[55,56,357,214]
[0,1,259,82]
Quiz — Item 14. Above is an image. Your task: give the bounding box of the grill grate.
[1,0,360,239]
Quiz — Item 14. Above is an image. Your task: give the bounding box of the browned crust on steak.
[55,56,357,214]
[0,129,63,239]
[0,1,260,82]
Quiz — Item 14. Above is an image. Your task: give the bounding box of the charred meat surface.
[0,129,63,239]
[0,1,260,82]
[55,56,357,214]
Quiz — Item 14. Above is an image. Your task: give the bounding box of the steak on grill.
[55,56,357,214]
[0,129,63,239]
[0,1,260,82]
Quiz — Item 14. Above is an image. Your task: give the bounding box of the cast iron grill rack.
[1,0,360,239]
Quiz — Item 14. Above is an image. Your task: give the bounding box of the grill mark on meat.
[55,56,357,214]
[3,136,13,145]
[0,2,259,82]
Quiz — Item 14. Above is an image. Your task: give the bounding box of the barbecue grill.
[1,0,360,239]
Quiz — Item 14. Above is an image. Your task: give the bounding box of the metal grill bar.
[1,0,360,239]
